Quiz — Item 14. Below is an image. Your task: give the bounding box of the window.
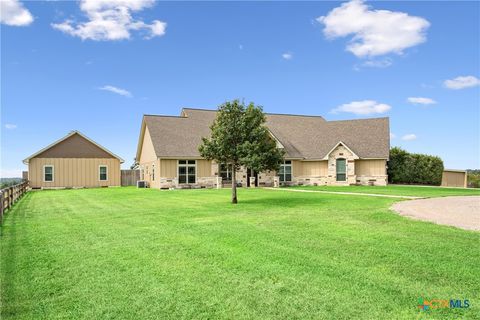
[279,160,292,182]
[178,160,196,184]
[220,163,233,181]
[44,165,54,182]
[336,158,346,181]
[99,165,108,181]
[152,164,155,181]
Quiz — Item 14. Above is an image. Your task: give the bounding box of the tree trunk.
[231,167,238,204]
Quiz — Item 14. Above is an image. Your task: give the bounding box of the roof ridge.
[182,107,326,119]
[144,114,186,118]
[326,117,389,123]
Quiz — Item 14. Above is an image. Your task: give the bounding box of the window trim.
[99,165,108,182]
[177,160,197,184]
[279,160,292,183]
[43,165,54,182]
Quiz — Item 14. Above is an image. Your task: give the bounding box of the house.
[24,131,124,189]
[135,108,389,189]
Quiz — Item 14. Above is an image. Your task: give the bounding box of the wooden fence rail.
[0,181,29,225]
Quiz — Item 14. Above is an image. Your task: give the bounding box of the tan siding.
[197,160,212,177]
[355,160,387,176]
[160,159,177,178]
[300,161,328,176]
[441,171,467,188]
[292,161,303,177]
[139,126,157,164]
[28,158,121,188]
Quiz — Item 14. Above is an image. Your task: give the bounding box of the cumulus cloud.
[0,0,33,26]
[99,85,132,97]
[282,52,293,60]
[407,97,436,105]
[317,0,430,57]
[444,76,480,90]
[52,0,166,41]
[5,123,17,129]
[402,134,417,141]
[331,100,391,115]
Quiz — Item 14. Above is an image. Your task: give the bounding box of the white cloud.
[317,0,430,57]
[407,97,436,105]
[99,85,132,97]
[390,132,396,139]
[443,76,480,90]
[282,52,293,60]
[51,0,166,41]
[331,100,391,115]
[0,0,33,26]
[402,134,417,141]
[5,123,17,129]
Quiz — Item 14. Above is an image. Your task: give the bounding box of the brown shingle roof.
[142,108,389,160]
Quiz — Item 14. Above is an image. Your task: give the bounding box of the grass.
[1,187,479,319]
[289,184,480,198]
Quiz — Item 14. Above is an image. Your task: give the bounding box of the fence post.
[0,191,3,225]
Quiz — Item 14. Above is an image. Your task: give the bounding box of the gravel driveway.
[392,196,480,231]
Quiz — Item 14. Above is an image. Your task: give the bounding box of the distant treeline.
[0,178,23,189]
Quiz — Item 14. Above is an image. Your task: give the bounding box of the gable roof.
[23,131,124,164]
[137,108,389,160]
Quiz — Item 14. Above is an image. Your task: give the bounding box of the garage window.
[99,165,108,181]
[44,165,54,182]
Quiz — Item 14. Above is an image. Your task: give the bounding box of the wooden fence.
[0,181,29,225]
[121,170,140,186]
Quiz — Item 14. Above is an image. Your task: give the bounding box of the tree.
[199,100,285,203]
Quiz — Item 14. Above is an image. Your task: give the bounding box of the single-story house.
[24,131,124,189]
[135,108,390,189]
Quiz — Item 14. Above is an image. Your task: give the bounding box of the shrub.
[388,147,444,185]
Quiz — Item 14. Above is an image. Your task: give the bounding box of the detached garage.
[441,169,467,188]
[23,131,124,189]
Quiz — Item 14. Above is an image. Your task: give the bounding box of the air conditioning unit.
[137,180,148,188]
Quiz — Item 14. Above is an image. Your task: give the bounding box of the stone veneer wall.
[155,156,387,189]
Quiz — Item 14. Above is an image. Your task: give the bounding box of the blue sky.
[1,0,479,177]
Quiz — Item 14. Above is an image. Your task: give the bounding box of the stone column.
[273,176,280,188]
[216,177,222,189]
[249,176,256,188]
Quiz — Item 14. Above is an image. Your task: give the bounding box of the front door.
[246,169,258,187]
[336,158,346,182]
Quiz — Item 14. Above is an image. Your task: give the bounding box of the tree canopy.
[199,100,284,203]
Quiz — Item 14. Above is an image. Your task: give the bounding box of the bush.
[467,170,480,188]
[388,147,444,185]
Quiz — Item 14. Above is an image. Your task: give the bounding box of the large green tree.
[199,100,284,203]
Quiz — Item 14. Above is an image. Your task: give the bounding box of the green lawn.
[289,184,480,198]
[1,187,479,319]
